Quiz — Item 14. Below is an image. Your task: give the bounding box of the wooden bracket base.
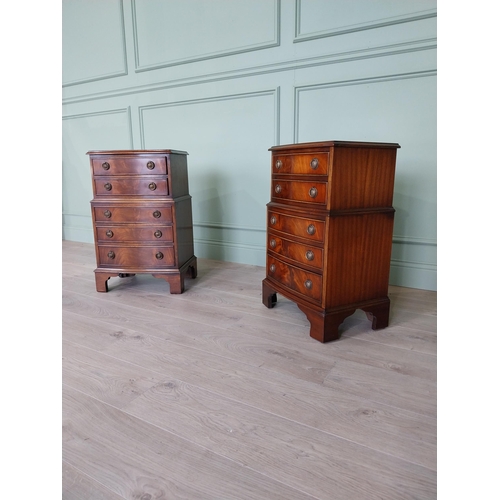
[262,279,390,343]
[95,257,197,294]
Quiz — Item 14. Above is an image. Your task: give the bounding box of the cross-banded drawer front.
[267,255,322,303]
[96,225,174,243]
[268,210,325,243]
[97,245,175,268]
[92,157,167,176]
[267,234,323,270]
[272,180,327,205]
[94,177,168,196]
[93,205,173,223]
[272,152,328,175]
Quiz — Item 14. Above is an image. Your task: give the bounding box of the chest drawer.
[92,157,167,176]
[96,225,173,243]
[93,205,173,223]
[272,152,329,175]
[267,255,322,303]
[268,209,325,243]
[93,176,169,196]
[97,245,175,268]
[267,233,323,270]
[272,179,327,205]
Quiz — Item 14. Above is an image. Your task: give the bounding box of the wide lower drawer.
[267,233,323,270]
[92,156,167,176]
[93,176,168,196]
[271,179,327,205]
[267,209,325,243]
[92,205,173,223]
[267,255,322,303]
[272,152,329,175]
[96,225,174,243]
[97,245,175,268]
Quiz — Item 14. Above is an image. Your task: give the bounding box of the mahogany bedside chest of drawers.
[262,140,400,343]
[87,149,197,294]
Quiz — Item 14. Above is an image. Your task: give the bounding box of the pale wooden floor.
[62,240,437,499]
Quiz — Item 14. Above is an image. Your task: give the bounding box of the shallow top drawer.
[91,156,167,176]
[272,152,329,175]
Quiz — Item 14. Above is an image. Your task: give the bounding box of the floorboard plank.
[63,386,317,500]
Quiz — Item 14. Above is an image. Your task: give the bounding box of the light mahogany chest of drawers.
[88,149,197,294]
[262,140,400,342]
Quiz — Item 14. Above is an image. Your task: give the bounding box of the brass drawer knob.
[304,279,313,290]
[147,161,155,170]
[104,210,112,218]
[309,187,318,198]
[149,182,157,191]
[154,230,162,238]
[307,224,315,235]
[104,182,112,191]
[156,252,164,260]
[153,210,161,218]
[106,230,114,238]
[270,215,277,225]
[310,158,319,170]
[101,162,110,170]
[306,250,314,261]
[270,239,276,249]
[275,159,282,170]
[274,184,282,194]
[107,251,115,259]
[270,264,276,273]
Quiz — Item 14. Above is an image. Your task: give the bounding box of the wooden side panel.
[324,212,395,308]
[330,147,397,210]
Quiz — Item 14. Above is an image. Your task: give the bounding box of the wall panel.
[62,0,127,86]
[132,0,279,70]
[62,0,437,290]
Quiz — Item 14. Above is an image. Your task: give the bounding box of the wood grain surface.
[62,240,437,499]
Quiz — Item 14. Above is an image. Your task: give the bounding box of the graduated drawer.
[268,210,325,243]
[267,233,323,270]
[271,179,327,205]
[267,255,322,303]
[96,225,173,243]
[93,205,173,223]
[272,152,329,175]
[97,245,175,268]
[93,176,168,196]
[92,156,167,176]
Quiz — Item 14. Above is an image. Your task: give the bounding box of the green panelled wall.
[62,0,437,290]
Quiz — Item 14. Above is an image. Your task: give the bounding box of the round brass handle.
[274,184,282,194]
[149,182,157,191]
[275,159,282,170]
[104,182,112,191]
[155,252,164,260]
[310,158,319,170]
[270,215,277,225]
[106,230,114,238]
[147,161,155,170]
[153,210,161,218]
[104,210,112,218]
[101,162,110,170]
[309,187,318,198]
[304,279,313,290]
[306,250,314,261]
[307,224,315,235]
[270,239,276,249]
[154,230,162,238]
[107,251,115,259]
[270,264,276,273]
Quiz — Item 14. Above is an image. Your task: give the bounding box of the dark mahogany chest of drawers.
[88,149,197,294]
[262,140,400,342]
